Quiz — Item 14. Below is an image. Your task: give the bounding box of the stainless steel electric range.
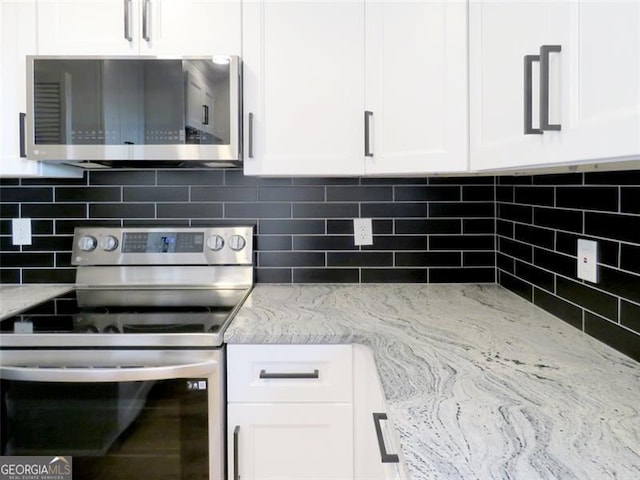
[0,226,254,480]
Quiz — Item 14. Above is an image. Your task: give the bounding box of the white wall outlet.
[353,218,373,246]
[577,239,598,283]
[12,218,32,246]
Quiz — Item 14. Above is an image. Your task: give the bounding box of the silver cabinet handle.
[259,369,319,379]
[364,110,374,157]
[523,54,542,135]
[0,359,219,383]
[202,105,209,125]
[142,0,151,41]
[233,425,240,480]
[372,412,399,463]
[19,113,26,158]
[539,44,562,131]
[124,0,133,41]
[248,112,254,158]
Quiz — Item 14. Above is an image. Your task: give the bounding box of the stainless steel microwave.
[25,56,241,168]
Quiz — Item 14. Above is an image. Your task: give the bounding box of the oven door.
[0,349,224,480]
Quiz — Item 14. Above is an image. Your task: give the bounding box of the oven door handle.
[0,359,219,383]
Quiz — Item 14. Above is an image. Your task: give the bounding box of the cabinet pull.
[259,369,319,380]
[124,0,132,41]
[372,412,399,463]
[523,55,542,135]
[539,45,562,131]
[364,110,374,157]
[143,0,151,41]
[233,425,240,480]
[19,113,27,158]
[248,112,254,158]
[202,105,209,125]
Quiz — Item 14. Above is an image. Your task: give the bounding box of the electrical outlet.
[12,218,32,246]
[577,239,598,283]
[353,218,373,246]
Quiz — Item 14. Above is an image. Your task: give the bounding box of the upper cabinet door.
[469,1,564,171]
[364,0,468,175]
[139,0,240,55]
[242,1,366,176]
[36,1,240,56]
[1,1,80,178]
[37,0,140,54]
[555,1,640,164]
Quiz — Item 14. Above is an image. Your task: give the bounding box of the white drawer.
[227,344,353,403]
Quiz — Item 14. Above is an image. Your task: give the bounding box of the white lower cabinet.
[353,345,407,480]
[227,403,353,480]
[227,344,406,480]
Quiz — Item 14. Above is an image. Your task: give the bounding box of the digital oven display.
[122,232,204,253]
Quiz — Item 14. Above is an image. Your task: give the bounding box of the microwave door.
[27,56,241,165]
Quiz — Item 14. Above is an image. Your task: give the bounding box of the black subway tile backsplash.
[293,268,359,283]
[621,187,640,214]
[394,185,460,202]
[584,312,640,362]
[498,169,640,361]
[556,187,618,212]
[3,168,640,361]
[556,277,618,322]
[514,224,555,250]
[534,207,583,233]
[362,268,427,283]
[620,300,640,335]
[584,212,640,244]
[533,288,583,329]
[514,186,554,206]
[620,244,640,275]
[327,186,393,202]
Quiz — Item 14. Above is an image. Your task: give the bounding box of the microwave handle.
[19,113,27,158]
[0,359,219,383]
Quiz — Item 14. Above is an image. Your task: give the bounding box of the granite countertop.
[225,284,640,480]
[0,284,74,320]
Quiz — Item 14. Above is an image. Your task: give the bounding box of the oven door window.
[1,379,209,480]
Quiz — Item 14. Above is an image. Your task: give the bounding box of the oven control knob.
[99,235,119,252]
[207,234,225,251]
[78,235,98,252]
[228,234,246,251]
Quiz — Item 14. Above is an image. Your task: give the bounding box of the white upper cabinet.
[36,0,241,55]
[0,1,80,178]
[555,1,640,165]
[242,1,366,176]
[243,1,467,177]
[469,1,564,170]
[470,1,640,171]
[364,0,468,175]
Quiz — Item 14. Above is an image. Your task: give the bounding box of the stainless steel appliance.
[0,226,254,480]
[24,56,241,168]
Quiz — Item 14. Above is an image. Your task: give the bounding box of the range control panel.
[72,226,253,266]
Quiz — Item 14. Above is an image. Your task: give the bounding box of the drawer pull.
[259,369,319,380]
[372,412,399,463]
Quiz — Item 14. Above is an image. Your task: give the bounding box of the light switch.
[577,239,598,283]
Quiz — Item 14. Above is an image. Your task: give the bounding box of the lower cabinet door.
[227,403,353,480]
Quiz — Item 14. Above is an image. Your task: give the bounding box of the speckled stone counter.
[225,284,640,480]
[0,284,73,320]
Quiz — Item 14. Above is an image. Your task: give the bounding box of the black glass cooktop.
[1,290,232,335]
